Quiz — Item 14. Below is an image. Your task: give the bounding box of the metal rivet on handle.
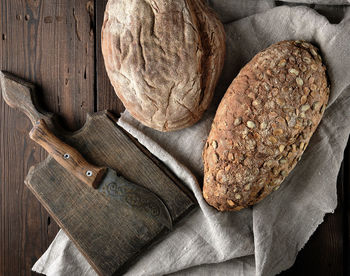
[86,170,93,177]
[63,153,70,159]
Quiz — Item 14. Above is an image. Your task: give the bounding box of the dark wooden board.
[0,0,348,275]
[24,111,195,275]
[0,0,95,275]
[95,0,124,114]
[0,64,196,275]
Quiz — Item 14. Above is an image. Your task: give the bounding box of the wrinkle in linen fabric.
[33,2,350,276]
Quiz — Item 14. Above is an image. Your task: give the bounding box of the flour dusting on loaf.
[102,0,225,131]
[203,40,329,211]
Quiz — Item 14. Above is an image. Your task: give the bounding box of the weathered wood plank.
[25,111,196,275]
[1,69,196,275]
[95,0,125,114]
[0,0,95,275]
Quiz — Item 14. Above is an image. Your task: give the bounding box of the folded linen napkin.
[33,1,350,275]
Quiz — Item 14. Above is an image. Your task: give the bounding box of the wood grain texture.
[0,0,95,275]
[29,120,107,189]
[95,0,125,114]
[1,58,195,275]
[0,71,55,127]
[25,111,196,275]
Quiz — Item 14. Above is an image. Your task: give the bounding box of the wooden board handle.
[29,120,107,189]
[0,71,53,126]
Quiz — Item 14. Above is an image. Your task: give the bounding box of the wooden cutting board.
[1,72,197,276]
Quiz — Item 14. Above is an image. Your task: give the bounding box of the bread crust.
[203,40,330,211]
[102,0,225,131]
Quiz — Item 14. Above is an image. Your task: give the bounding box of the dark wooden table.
[0,1,348,275]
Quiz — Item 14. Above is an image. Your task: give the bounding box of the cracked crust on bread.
[102,0,225,131]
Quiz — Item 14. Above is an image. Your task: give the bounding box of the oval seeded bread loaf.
[203,40,329,211]
[101,0,225,131]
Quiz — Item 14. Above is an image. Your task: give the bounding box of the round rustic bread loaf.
[101,0,225,131]
[203,40,329,211]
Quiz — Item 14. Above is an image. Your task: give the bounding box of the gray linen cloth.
[33,1,350,275]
